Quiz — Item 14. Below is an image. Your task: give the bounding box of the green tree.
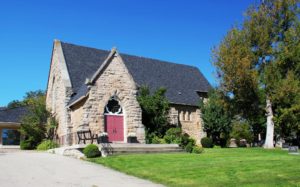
[20,93,48,149]
[230,119,254,146]
[7,90,45,109]
[7,100,25,109]
[213,0,300,148]
[18,90,57,149]
[137,86,170,141]
[200,89,232,145]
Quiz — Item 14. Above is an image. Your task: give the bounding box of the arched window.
[189,113,193,121]
[186,111,190,121]
[180,111,184,121]
[104,97,123,114]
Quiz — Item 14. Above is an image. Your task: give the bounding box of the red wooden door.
[105,115,124,142]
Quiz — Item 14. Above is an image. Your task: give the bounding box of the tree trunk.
[264,98,275,149]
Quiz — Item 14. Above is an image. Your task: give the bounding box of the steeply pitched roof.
[61,42,211,106]
[61,42,110,94]
[0,106,29,123]
[122,54,211,106]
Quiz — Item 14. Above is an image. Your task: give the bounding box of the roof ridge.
[120,53,199,70]
[60,41,111,53]
[60,41,199,70]
[60,40,211,107]
[0,106,28,111]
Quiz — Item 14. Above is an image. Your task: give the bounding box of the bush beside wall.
[36,140,59,151]
[83,144,101,158]
[201,137,214,148]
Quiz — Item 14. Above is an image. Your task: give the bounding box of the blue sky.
[0,0,255,106]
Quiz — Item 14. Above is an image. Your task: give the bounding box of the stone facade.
[69,54,145,143]
[46,40,207,146]
[46,40,73,145]
[169,104,205,144]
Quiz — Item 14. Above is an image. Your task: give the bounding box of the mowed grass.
[89,148,300,187]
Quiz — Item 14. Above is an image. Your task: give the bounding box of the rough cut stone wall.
[70,99,85,133]
[46,41,72,145]
[169,104,206,145]
[73,54,145,143]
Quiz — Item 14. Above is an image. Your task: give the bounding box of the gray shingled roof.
[61,42,211,106]
[0,106,29,123]
[61,42,110,94]
[0,107,7,111]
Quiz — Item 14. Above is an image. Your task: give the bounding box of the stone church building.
[46,40,211,145]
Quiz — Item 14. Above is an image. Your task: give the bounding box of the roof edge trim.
[67,93,89,108]
[88,47,117,84]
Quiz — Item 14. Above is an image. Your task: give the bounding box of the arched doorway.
[104,97,124,142]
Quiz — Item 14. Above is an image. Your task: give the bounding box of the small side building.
[0,107,28,147]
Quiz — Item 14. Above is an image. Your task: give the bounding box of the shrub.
[164,128,182,144]
[145,132,155,144]
[201,137,213,148]
[36,140,59,151]
[180,133,195,147]
[213,145,221,149]
[179,133,197,153]
[185,142,194,153]
[20,140,33,150]
[192,146,204,154]
[152,136,166,144]
[83,144,101,158]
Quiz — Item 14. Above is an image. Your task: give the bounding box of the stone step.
[0,148,21,153]
[106,147,183,152]
[110,149,185,155]
[108,143,180,148]
[99,144,185,155]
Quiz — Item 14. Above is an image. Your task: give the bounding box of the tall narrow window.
[180,111,184,121]
[186,111,190,121]
[52,77,56,112]
[189,113,193,121]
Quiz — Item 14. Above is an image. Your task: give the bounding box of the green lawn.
[89,148,300,187]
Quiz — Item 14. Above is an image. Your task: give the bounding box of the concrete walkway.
[0,151,163,187]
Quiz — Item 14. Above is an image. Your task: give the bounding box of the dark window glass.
[2,129,20,145]
[105,98,122,114]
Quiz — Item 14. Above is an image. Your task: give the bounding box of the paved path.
[0,151,163,187]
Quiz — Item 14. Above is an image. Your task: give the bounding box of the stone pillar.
[65,87,73,146]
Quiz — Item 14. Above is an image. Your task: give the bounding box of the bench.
[77,130,98,144]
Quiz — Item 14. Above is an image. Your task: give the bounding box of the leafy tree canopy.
[137,86,170,138]
[200,89,232,144]
[10,90,58,149]
[212,0,300,145]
